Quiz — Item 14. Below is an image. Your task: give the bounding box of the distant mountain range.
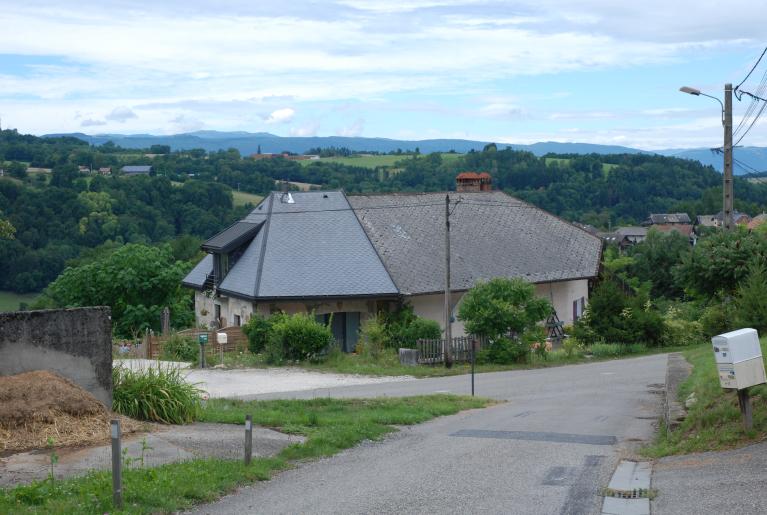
[44,130,767,175]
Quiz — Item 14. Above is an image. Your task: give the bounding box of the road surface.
[190,354,668,515]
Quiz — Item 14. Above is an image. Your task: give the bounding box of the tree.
[734,263,767,333]
[0,218,14,239]
[7,161,27,179]
[458,277,551,339]
[40,243,194,337]
[628,229,691,298]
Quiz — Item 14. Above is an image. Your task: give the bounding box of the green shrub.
[574,280,665,346]
[562,336,584,358]
[160,334,198,362]
[242,313,282,354]
[661,306,705,346]
[359,316,388,359]
[112,365,202,424]
[700,300,735,338]
[382,304,442,348]
[267,313,334,363]
[476,337,529,365]
[734,263,767,333]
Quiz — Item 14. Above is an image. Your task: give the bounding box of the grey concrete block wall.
[0,307,113,408]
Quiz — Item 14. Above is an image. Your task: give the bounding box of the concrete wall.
[0,307,113,408]
[410,292,467,337]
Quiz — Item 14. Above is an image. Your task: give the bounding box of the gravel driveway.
[114,359,414,398]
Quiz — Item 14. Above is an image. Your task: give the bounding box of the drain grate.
[604,487,654,499]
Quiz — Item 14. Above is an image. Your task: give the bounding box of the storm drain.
[604,488,652,499]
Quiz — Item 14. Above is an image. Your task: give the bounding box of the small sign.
[111,422,119,439]
[718,364,737,389]
[198,333,208,345]
[245,419,252,431]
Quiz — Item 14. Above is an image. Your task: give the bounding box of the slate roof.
[615,226,647,237]
[184,190,602,300]
[121,165,152,174]
[645,213,691,225]
[183,191,398,299]
[201,221,263,253]
[348,191,602,295]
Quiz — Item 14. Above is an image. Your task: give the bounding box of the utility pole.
[723,83,734,231]
[444,194,453,368]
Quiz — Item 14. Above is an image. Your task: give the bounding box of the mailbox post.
[198,333,208,369]
[217,332,227,365]
[712,328,766,430]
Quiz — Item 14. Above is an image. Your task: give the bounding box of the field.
[0,291,39,312]
[300,153,464,169]
[232,190,264,207]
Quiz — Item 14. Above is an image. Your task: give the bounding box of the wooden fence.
[416,336,488,365]
[146,326,248,359]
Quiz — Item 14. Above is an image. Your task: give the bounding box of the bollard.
[244,414,253,465]
[111,419,122,508]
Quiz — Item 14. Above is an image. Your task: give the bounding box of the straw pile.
[0,370,143,452]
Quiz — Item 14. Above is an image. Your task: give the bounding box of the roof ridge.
[252,192,274,298]
[343,190,400,295]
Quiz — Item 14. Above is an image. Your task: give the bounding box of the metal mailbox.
[711,328,766,390]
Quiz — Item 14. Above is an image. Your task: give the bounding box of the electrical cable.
[735,46,767,97]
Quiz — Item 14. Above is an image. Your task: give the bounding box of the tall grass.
[112,365,202,424]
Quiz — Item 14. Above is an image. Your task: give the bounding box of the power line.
[735,46,767,96]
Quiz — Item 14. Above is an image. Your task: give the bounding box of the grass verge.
[0,395,489,514]
[642,340,767,458]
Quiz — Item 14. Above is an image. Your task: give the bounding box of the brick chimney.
[456,172,492,192]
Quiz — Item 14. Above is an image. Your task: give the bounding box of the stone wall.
[0,307,113,408]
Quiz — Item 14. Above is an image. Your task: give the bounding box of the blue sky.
[0,0,765,149]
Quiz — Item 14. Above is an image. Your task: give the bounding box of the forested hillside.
[3,129,767,295]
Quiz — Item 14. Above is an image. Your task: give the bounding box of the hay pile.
[0,370,143,452]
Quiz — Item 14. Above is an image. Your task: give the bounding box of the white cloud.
[105,106,137,123]
[264,108,295,124]
[336,118,364,137]
[290,122,320,136]
[80,118,106,127]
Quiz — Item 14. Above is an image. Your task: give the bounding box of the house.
[696,211,751,229]
[643,213,691,226]
[600,226,647,251]
[748,213,767,231]
[182,184,602,351]
[98,167,112,176]
[121,165,152,175]
[78,165,90,173]
[455,172,492,192]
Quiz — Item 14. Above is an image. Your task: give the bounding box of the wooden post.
[738,388,753,430]
[244,415,253,465]
[111,419,122,508]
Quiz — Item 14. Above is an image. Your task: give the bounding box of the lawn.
[231,190,264,207]
[544,157,618,177]
[0,395,489,514]
[643,339,767,458]
[300,153,464,169]
[0,291,39,312]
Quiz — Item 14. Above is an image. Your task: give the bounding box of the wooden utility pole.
[723,83,734,231]
[444,194,453,368]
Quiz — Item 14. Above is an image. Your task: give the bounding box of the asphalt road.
[190,354,669,515]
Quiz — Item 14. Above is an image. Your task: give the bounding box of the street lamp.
[679,84,733,230]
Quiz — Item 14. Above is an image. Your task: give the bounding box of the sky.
[0,0,765,150]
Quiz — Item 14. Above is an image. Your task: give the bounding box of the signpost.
[712,328,766,430]
[198,333,208,369]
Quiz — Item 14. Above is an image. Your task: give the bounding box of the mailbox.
[217,332,228,345]
[711,328,766,390]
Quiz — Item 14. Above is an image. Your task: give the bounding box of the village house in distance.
[183,174,603,351]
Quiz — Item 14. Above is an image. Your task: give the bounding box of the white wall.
[410,292,467,337]
[254,298,381,321]
[408,279,590,336]
[535,279,589,326]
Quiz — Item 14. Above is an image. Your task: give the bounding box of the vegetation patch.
[0,395,489,514]
[112,365,202,424]
[643,340,767,457]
